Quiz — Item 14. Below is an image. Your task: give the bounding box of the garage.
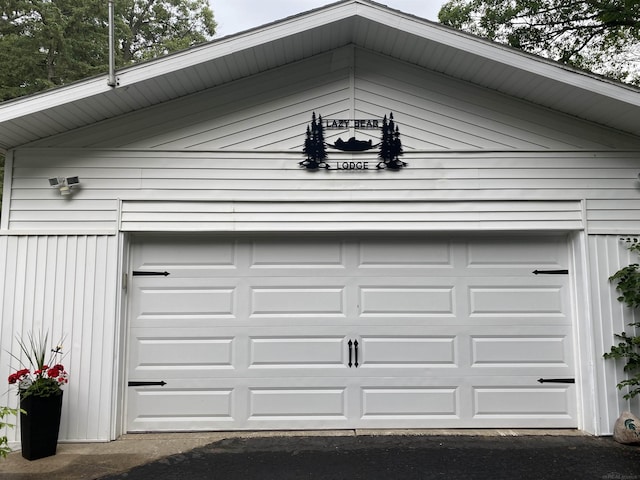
[126,233,576,431]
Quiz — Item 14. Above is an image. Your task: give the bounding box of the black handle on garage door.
[354,340,359,368]
[128,381,167,386]
[537,378,575,384]
[347,339,360,368]
[532,270,568,275]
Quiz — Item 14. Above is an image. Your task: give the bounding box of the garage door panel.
[473,386,574,417]
[361,387,459,418]
[359,336,457,367]
[127,234,576,431]
[127,387,236,432]
[250,286,346,317]
[466,237,567,269]
[357,238,453,267]
[249,336,346,368]
[468,285,566,316]
[249,239,346,268]
[248,387,347,420]
[132,236,238,277]
[359,286,454,316]
[131,277,240,326]
[471,335,570,366]
[136,286,236,318]
[243,378,355,430]
[130,334,234,374]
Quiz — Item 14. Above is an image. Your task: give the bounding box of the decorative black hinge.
[537,378,575,384]
[128,381,167,387]
[132,271,170,276]
[532,270,569,275]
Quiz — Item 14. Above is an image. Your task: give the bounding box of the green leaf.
[438,0,640,86]
[0,0,217,100]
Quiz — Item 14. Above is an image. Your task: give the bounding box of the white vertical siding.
[0,234,119,442]
[588,235,640,435]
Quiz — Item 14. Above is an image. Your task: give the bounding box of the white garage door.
[126,233,576,432]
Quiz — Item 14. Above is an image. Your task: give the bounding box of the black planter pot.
[20,392,63,461]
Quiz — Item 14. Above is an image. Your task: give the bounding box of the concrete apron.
[0,429,588,479]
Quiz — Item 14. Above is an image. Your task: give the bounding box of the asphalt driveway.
[97,434,638,480]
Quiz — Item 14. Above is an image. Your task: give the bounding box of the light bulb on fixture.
[48,176,80,196]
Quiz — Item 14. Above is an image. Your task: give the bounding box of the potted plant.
[7,331,68,460]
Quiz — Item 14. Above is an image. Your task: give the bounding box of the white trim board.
[119,200,584,232]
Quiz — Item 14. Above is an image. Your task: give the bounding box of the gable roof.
[1,0,640,153]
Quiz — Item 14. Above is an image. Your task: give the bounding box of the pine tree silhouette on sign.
[300,112,329,170]
[377,113,407,170]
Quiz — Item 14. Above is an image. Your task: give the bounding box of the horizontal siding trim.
[9,149,638,233]
[586,199,640,234]
[587,226,640,235]
[121,221,580,232]
[120,200,583,232]
[123,201,579,213]
[0,230,117,236]
[14,148,640,163]
[12,167,640,180]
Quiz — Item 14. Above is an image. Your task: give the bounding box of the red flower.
[47,365,64,378]
[8,369,31,384]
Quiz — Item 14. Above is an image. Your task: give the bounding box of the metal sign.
[300,112,407,171]
[324,119,380,129]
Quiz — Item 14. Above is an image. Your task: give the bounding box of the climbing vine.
[604,238,640,399]
[0,406,19,458]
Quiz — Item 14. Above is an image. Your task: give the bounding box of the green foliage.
[0,406,19,458]
[8,331,68,400]
[0,0,217,101]
[438,0,640,85]
[604,239,640,399]
[118,0,217,63]
[604,327,640,399]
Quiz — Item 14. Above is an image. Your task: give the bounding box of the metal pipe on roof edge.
[107,0,117,87]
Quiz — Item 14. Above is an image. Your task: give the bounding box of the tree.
[0,0,217,101]
[438,0,640,85]
[377,113,406,170]
[117,0,216,63]
[300,112,328,170]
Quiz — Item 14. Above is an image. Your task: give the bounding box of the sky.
[210,1,446,37]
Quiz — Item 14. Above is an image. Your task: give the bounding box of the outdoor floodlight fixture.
[49,176,80,196]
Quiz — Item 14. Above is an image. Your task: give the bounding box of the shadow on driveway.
[97,434,639,480]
